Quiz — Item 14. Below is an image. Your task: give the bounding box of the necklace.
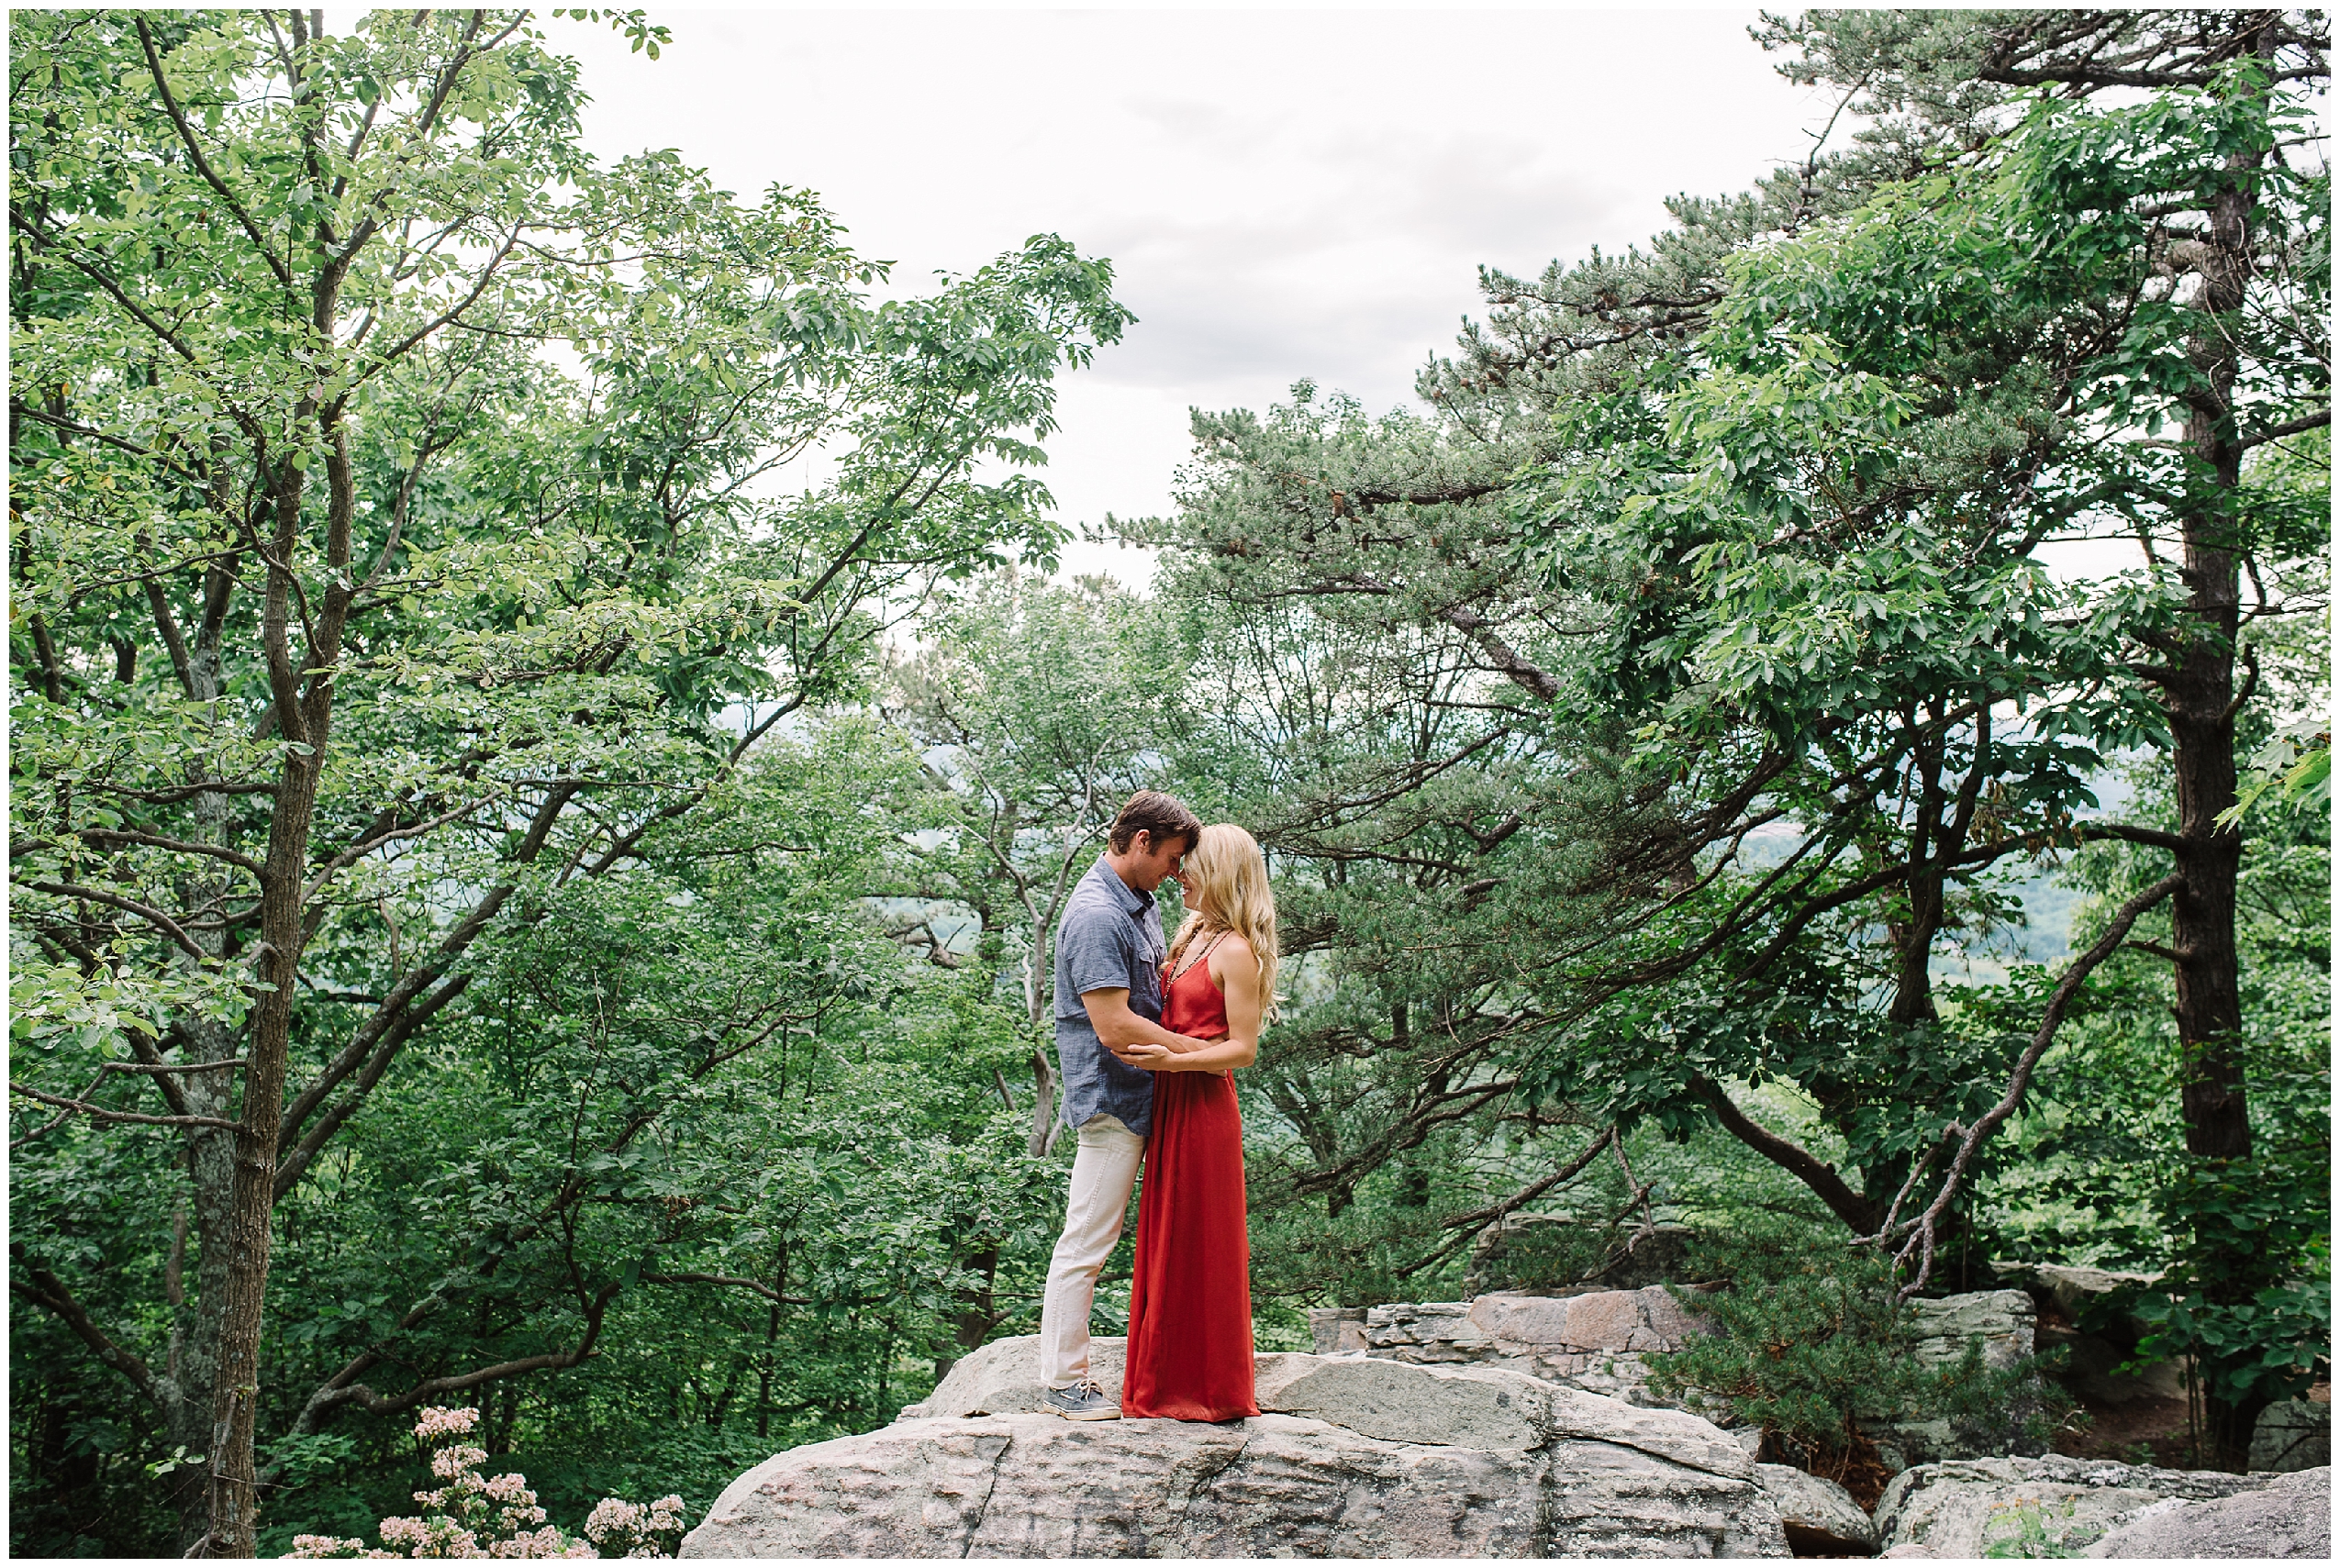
[1168,929,1229,985]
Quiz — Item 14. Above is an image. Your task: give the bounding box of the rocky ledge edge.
[681,1335,1791,1558]
[1878,1454,2330,1559]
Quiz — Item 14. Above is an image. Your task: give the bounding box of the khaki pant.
[1038,1114,1145,1389]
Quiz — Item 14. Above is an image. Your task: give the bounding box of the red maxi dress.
[1121,938,1259,1421]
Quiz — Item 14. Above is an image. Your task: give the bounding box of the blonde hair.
[1167,823,1281,1023]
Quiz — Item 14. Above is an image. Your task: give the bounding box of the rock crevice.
[953,1430,1009,1560]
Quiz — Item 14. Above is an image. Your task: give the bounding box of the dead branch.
[9,1080,239,1133]
[1878,873,2186,1297]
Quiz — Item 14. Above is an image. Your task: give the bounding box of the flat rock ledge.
[1875,1454,2304,1558]
[682,1336,1788,1558]
[2087,1466,2329,1560]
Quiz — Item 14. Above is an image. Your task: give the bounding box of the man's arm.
[1080,988,1214,1058]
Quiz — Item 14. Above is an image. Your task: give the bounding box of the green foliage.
[10,8,2331,1551]
[1979,1496,2085,1559]
[882,571,1191,1021]
[9,9,1127,1553]
[1646,1217,1928,1462]
[2224,717,2332,829]
[1648,1216,2074,1472]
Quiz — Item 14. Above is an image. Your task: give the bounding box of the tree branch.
[2237,407,2331,452]
[302,1282,620,1422]
[136,17,293,288]
[10,1244,171,1415]
[19,880,207,960]
[74,828,265,877]
[640,1272,813,1306]
[275,784,579,1189]
[272,973,468,1200]
[1395,1121,1613,1278]
[1693,1076,1878,1233]
[8,1081,239,1132]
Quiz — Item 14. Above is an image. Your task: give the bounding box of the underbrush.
[1646,1214,2075,1504]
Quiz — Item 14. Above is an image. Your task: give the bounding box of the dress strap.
[1168,929,1230,986]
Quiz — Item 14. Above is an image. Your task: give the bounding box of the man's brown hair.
[1108,790,1203,855]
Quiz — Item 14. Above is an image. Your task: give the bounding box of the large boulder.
[683,1340,1789,1558]
[1332,1286,2038,1440]
[2251,1396,2332,1473]
[1343,1286,1716,1407]
[2084,1465,2329,1559]
[1754,1463,1878,1556]
[1995,1261,2190,1407]
[1903,1290,2034,1370]
[1873,1454,2281,1558]
[1997,1262,2159,1330]
[1309,1307,1368,1355]
[897,1333,1126,1419]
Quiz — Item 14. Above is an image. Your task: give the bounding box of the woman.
[1112,822,1278,1422]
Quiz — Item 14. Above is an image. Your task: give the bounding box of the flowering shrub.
[285,1407,688,1559]
[582,1496,688,1559]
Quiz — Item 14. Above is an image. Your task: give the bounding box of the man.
[1038,789,1214,1419]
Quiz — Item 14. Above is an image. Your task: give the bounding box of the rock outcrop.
[1310,1284,2045,1471]
[1997,1262,2159,1329]
[1873,1454,2283,1557]
[2084,1465,2329,1559]
[1997,1261,2190,1407]
[1904,1290,2034,1370]
[2250,1396,2332,1473]
[683,1336,1789,1558]
[1866,1291,2043,1472]
[1304,1287,1715,1407]
[1754,1463,1878,1556]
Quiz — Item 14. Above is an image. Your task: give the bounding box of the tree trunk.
[756,1235,790,1440]
[933,1245,999,1382]
[203,749,320,1554]
[161,581,242,1551]
[1027,1049,1063,1159]
[1026,909,1050,1026]
[201,753,320,1553]
[2164,74,2267,1474]
[2167,155,2255,1166]
[168,1049,238,1550]
[206,435,340,1551]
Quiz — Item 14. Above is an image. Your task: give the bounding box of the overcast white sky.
[554,8,1852,581]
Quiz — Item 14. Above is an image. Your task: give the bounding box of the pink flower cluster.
[287,1534,398,1559]
[281,1407,686,1558]
[430,1445,493,1481]
[581,1496,686,1559]
[412,1406,481,1442]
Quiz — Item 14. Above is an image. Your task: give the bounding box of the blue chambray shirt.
[1053,855,1165,1138]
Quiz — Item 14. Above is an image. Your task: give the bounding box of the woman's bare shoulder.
[1209,932,1256,970]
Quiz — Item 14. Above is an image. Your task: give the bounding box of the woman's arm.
[1115,938,1261,1073]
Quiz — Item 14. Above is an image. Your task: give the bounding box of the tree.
[1119,388,1694,1298]
[1125,13,2327,1468]
[1743,0,2326,1197]
[1587,7,2328,1462]
[9,10,1127,1550]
